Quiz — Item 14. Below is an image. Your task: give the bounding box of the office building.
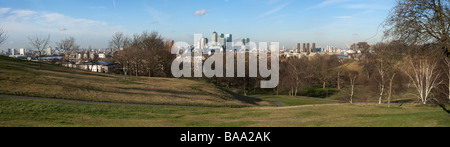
[225,34,232,43]
[307,43,310,55]
[20,48,25,56]
[46,46,52,55]
[200,38,208,50]
[312,43,316,52]
[211,31,218,43]
[303,43,306,52]
[218,33,225,47]
[242,38,250,45]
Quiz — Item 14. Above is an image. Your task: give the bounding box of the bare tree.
[384,0,450,54]
[372,42,402,104]
[55,37,76,64]
[109,32,129,50]
[404,56,442,104]
[0,27,8,48]
[443,57,450,103]
[347,70,359,104]
[28,35,50,69]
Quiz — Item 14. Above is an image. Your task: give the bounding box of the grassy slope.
[0,56,269,107]
[0,97,448,127]
[252,95,336,106]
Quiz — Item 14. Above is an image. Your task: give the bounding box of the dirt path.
[254,96,284,107]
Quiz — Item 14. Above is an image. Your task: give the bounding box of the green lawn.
[1,96,448,127]
[0,56,269,107]
[252,95,337,106]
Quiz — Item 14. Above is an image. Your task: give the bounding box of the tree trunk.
[388,74,396,108]
[379,84,384,104]
[337,71,341,90]
[39,51,42,70]
[323,81,326,89]
[350,84,354,104]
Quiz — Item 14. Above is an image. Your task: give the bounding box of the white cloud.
[317,0,350,8]
[7,10,37,21]
[194,9,208,16]
[0,8,11,15]
[257,3,288,18]
[335,16,353,19]
[0,8,125,49]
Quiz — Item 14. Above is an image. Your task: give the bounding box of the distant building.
[200,37,208,50]
[211,31,218,43]
[312,43,316,52]
[242,38,250,45]
[307,43,310,55]
[19,48,25,56]
[225,34,232,43]
[98,53,106,59]
[46,46,52,55]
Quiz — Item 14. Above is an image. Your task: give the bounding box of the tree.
[55,37,77,64]
[28,35,50,70]
[372,42,402,104]
[384,0,450,55]
[404,53,442,104]
[443,57,450,103]
[113,31,172,77]
[0,27,7,48]
[347,70,359,104]
[109,32,129,50]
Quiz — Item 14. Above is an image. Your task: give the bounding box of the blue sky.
[0,0,395,50]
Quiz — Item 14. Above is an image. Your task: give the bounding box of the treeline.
[109,31,175,77]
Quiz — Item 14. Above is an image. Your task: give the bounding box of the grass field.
[0,56,449,127]
[0,56,269,107]
[0,96,448,127]
[252,95,337,106]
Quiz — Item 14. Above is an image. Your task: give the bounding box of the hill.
[0,56,269,107]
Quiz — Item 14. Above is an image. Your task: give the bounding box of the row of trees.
[110,31,175,77]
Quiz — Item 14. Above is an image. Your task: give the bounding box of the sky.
[0,0,395,50]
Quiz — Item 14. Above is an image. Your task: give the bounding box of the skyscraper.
[218,33,225,47]
[297,43,301,53]
[19,48,25,56]
[303,43,306,52]
[307,43,310,55]
[242,38,250,45]
[200,38,208,50]
[212,31,218,43]
[312,43,316,52]
[225,34,232,43]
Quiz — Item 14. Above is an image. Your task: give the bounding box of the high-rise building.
[200,38,208,50]
[225,34,232,43]
[303,43,306,52]
[242,38,250,45]
[307,43,310,55]
[212,31,218,43]
[19,48,25,56]
[46,46,52,55]
[218,33,225,47]
[297,43,301,53]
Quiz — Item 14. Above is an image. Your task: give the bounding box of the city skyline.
[0,0,394,50]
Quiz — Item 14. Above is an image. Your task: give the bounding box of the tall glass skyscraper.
[211,31,218,43]
[225,34,232,43]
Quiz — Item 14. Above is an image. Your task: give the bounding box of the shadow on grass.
[217,87,264,105]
